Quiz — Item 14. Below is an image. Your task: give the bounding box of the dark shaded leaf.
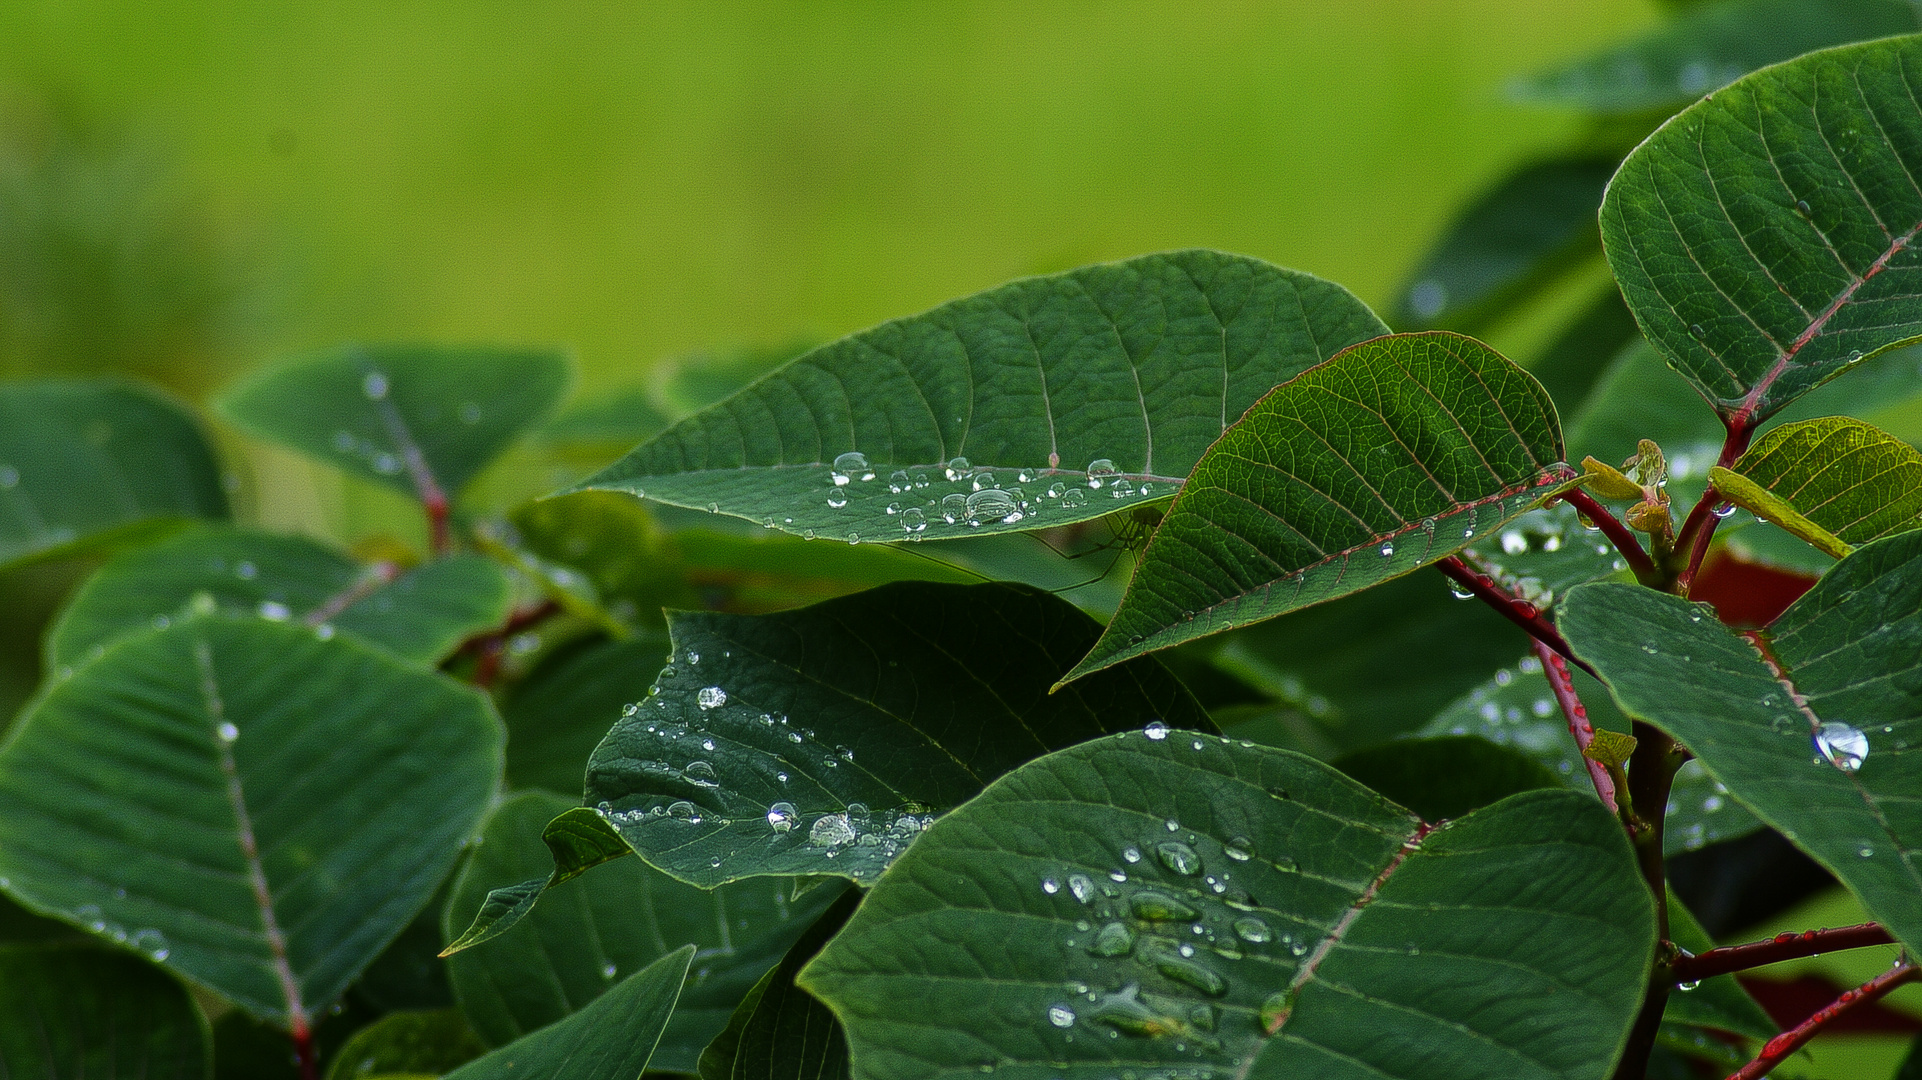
[1663,890,1777,1042]
[0,941,209,1079]
[504,635,670,796]
[696,889,859,1080]
[442,945,692,1080]
[1332,735,1562,822]
[321,1010,486,1080]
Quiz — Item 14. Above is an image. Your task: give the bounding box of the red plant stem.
[1532,639,1618,813]
[1556,488,1660,587]
[458,599,562,690]
[1726,963,1920,1080]
[1672,923,1896,984]
[293,1025,318,1080]
[1674,421,1756,595]
[423,491,452,557]
[1434,556,1599,680]
[473,637,505,690]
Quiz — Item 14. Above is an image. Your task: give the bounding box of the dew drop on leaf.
[766,802,796,832]
[1813,721,1869,771]
[697,686,727,710]
[1156,841,1202,876]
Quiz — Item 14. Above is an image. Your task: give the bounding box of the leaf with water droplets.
[0,614,501,1030]
[1601,35,1922,428]
[800,733,1654,1080]
[0,941,209,1078]
[570,251,1387,543]
[1715,417,1922,559]
[1563,532,1922,950]
[1069,331,1575,682]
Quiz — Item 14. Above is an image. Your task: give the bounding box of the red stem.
[1726,962,1919,1080]
[1557,488,1660,587]
[1673,923,1896,984]
[1675,421,1755,595]
[1435,556,1599,679]
[457,599,562,690]
[1532,639,1617,813]
[293,1023,318,1080]
[424,492,452,557]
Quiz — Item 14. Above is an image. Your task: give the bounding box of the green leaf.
[216,345,572,498]
[0,614,502,1028]
[800,732,1656,1080]
[1561,541,1922,950]
[1394,157,1614,331]
[571,250,1388,543]
[1461,501,1633,609]
[0,941,210,1079]
[1332,735,1562,822]
[1600,34,1922,428]
[1721,416,1922,549]
[442,944,692,1080]
[586,581,1213,887]
[1524,286,1643,422]
[1511,0,1918,115]
[1662,890,1776,1042]
[1069,331,1574,682]
[321,1010,487,1080]
[504,635,670,795]
[0,378,227,568]
[696,889,858,1080]
[441,792,842,1074]
[47,525,512,670]
[439,806,633,956]
[1708,465,1855,559]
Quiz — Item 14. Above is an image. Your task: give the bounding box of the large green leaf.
[571,251,1388,544]
[586,581,1213,888]
[216,345,572,498]
[0,941,210,1079]
[0,378,227,568]
[696,889,858,1080]
[1562,536,1922,949]
[321,1010,486,1080]
[0,614,502,1027]
[441,792,842,1074]
[442,944,691,1080]
[1600,34,1922,428]
[1331,735,1562,822]
[1069,331,1574,682]
[46,525,512,670]
[800,732,1656,1080]
[503,636,671,796]
[1511,0,1918,115]
[1716,416,1922,554]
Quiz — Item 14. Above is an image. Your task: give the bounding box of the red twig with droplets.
[1435,556,1598,679]
[1725,962,1918,1080]
[1556,488,1661,588]
[1532,639,1617,813]
[1671,923,1896,984]
[458,599,562,690]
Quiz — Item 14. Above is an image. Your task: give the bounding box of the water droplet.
[1088,921,1135,957]
[901,507,927,533]
[1042,877,1060,895]
[767,802,797,831]
[1046,481,1067,498]
[372,452,400,475]
[1143,721,1169,741]
[1702,795,1724,813]
[685,761,718,785]
[1121,846,1142,863]
[0,465,17,489]
[233,560,258,581]
[1233,917,1272,943]
[1109,869,1128,882]
[826,489,848,509]
[1129,891,1198,921]
[1047,1004,1077,1028]
[965,488,1021,525]
[697,686,727,710]
[1110,478,1135,498]
[1068,874,1094,902]
[602,962,618,979]
[667,800,702,822]
[257,600,292,621]
[1223,837,1253,862]
[1860,845,1875,858]
[810,813,856,846]
[216,721,239,743]
[833,451,874,483]
[1156,841,1202,875]
[1814,721,1868,771]
[1379,542,1394,557]
[362,371,389,400]
[888,469,911,493]
[970,471,997,491]
[941,493,968,523]
[1690,323,1707,338]
[1500,530,1528,555]
[1085,459,1118,489]
[1149,948,1227,996]
[1061,488,1088,509]
[944,456,973,481]
[1795,199,1813,219]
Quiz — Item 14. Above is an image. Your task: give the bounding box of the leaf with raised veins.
[1601,34,1922,429]
[1068,331,1574,683]
[570,250,1388,544]
[1715,416,1922,556]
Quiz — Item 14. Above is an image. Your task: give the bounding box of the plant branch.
[1610,722,1687,1080]
[1671,923,1896,984]
[1532,639,1618,813]
[457,599,563,690]
[1674,420,1755,595]
[292,1025,318,1080]
[1726,962,1920,1080]
[1435,556,1598,679]
[1556,488,1660,587]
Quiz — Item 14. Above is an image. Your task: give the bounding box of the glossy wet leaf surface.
[0,941,209,1079]
[443,944,691,1080]
[0,614,501,1027]
[1723,416,1922,548]
[1073,331,1573,681]
[587,581,1212,887]
[0,378,227,568]
[801,732,1655,1080]
[573,251,1387,544]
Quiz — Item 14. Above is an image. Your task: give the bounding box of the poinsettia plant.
[3,13,1922,1080]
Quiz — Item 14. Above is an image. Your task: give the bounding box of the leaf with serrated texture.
[1717,416,1922,555]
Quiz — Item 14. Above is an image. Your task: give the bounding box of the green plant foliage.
[1601,34,1922,428]
[46,525,512,670]
[0,941,210,1079]
[0,614,501,1028]
[572,251,1388,544]
[1071,331,1574,681]
[1563,536,1922,949]
[441,944,692,1080]
[1717,416,1922,554]
[801,731,1656,1079]
[216,345,572,498]
[0,378,227,567]
[1331,735,1562,822]
[503,635,671,795]
[1662,891,1776,1042]
[697,889,858,1080]
[586,581,1213,887]
[321,1010,486,1080]
[439,807,633,955]
[441,792,842,1073]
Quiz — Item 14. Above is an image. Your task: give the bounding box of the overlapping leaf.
[697,890,858,1080]
[47,525,512,670]
[0,942,209,1079]
[321,1010,486,1080]
[1714,416,1922,556]
[0,379,227,568]
[442,945,691,1080]
[502,636,671,795]
[1600,34,1922,427]
[585,581,1212,888]
[0,614,501,1027]
[801,731,1656,1080]
[1562,533,1922,949]
[1070,331,1575,681]
[571,251,1388,543]
[217,345,572,497]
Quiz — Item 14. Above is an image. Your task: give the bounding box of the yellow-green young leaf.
[1708,467,1853,560]
[1725,416,1922,549]
[1067,331,1573,683]
[0,941,210,1079]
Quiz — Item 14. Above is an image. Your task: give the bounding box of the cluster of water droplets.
[799,451,1162,543]
[68,903,171,962]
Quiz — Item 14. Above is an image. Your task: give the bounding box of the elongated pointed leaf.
[697,890,858,1080]
[1720,416,1922,551]
[1601,35,1922,428]
[0,941,210,1079]
[0,614,501,1027]
[439,807,634,955]
[800,732,1655,1080]
[1562,536,1922,949]
[1512,0,1918,115]
[1070,331,1575,682]
[586,581,1212,887]
[47,525,512,670]
[217,345,572,497]
[442,793,841,1074]
[0,378,227,568]
[572,250,1388,543]
[443,944,692,1080]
